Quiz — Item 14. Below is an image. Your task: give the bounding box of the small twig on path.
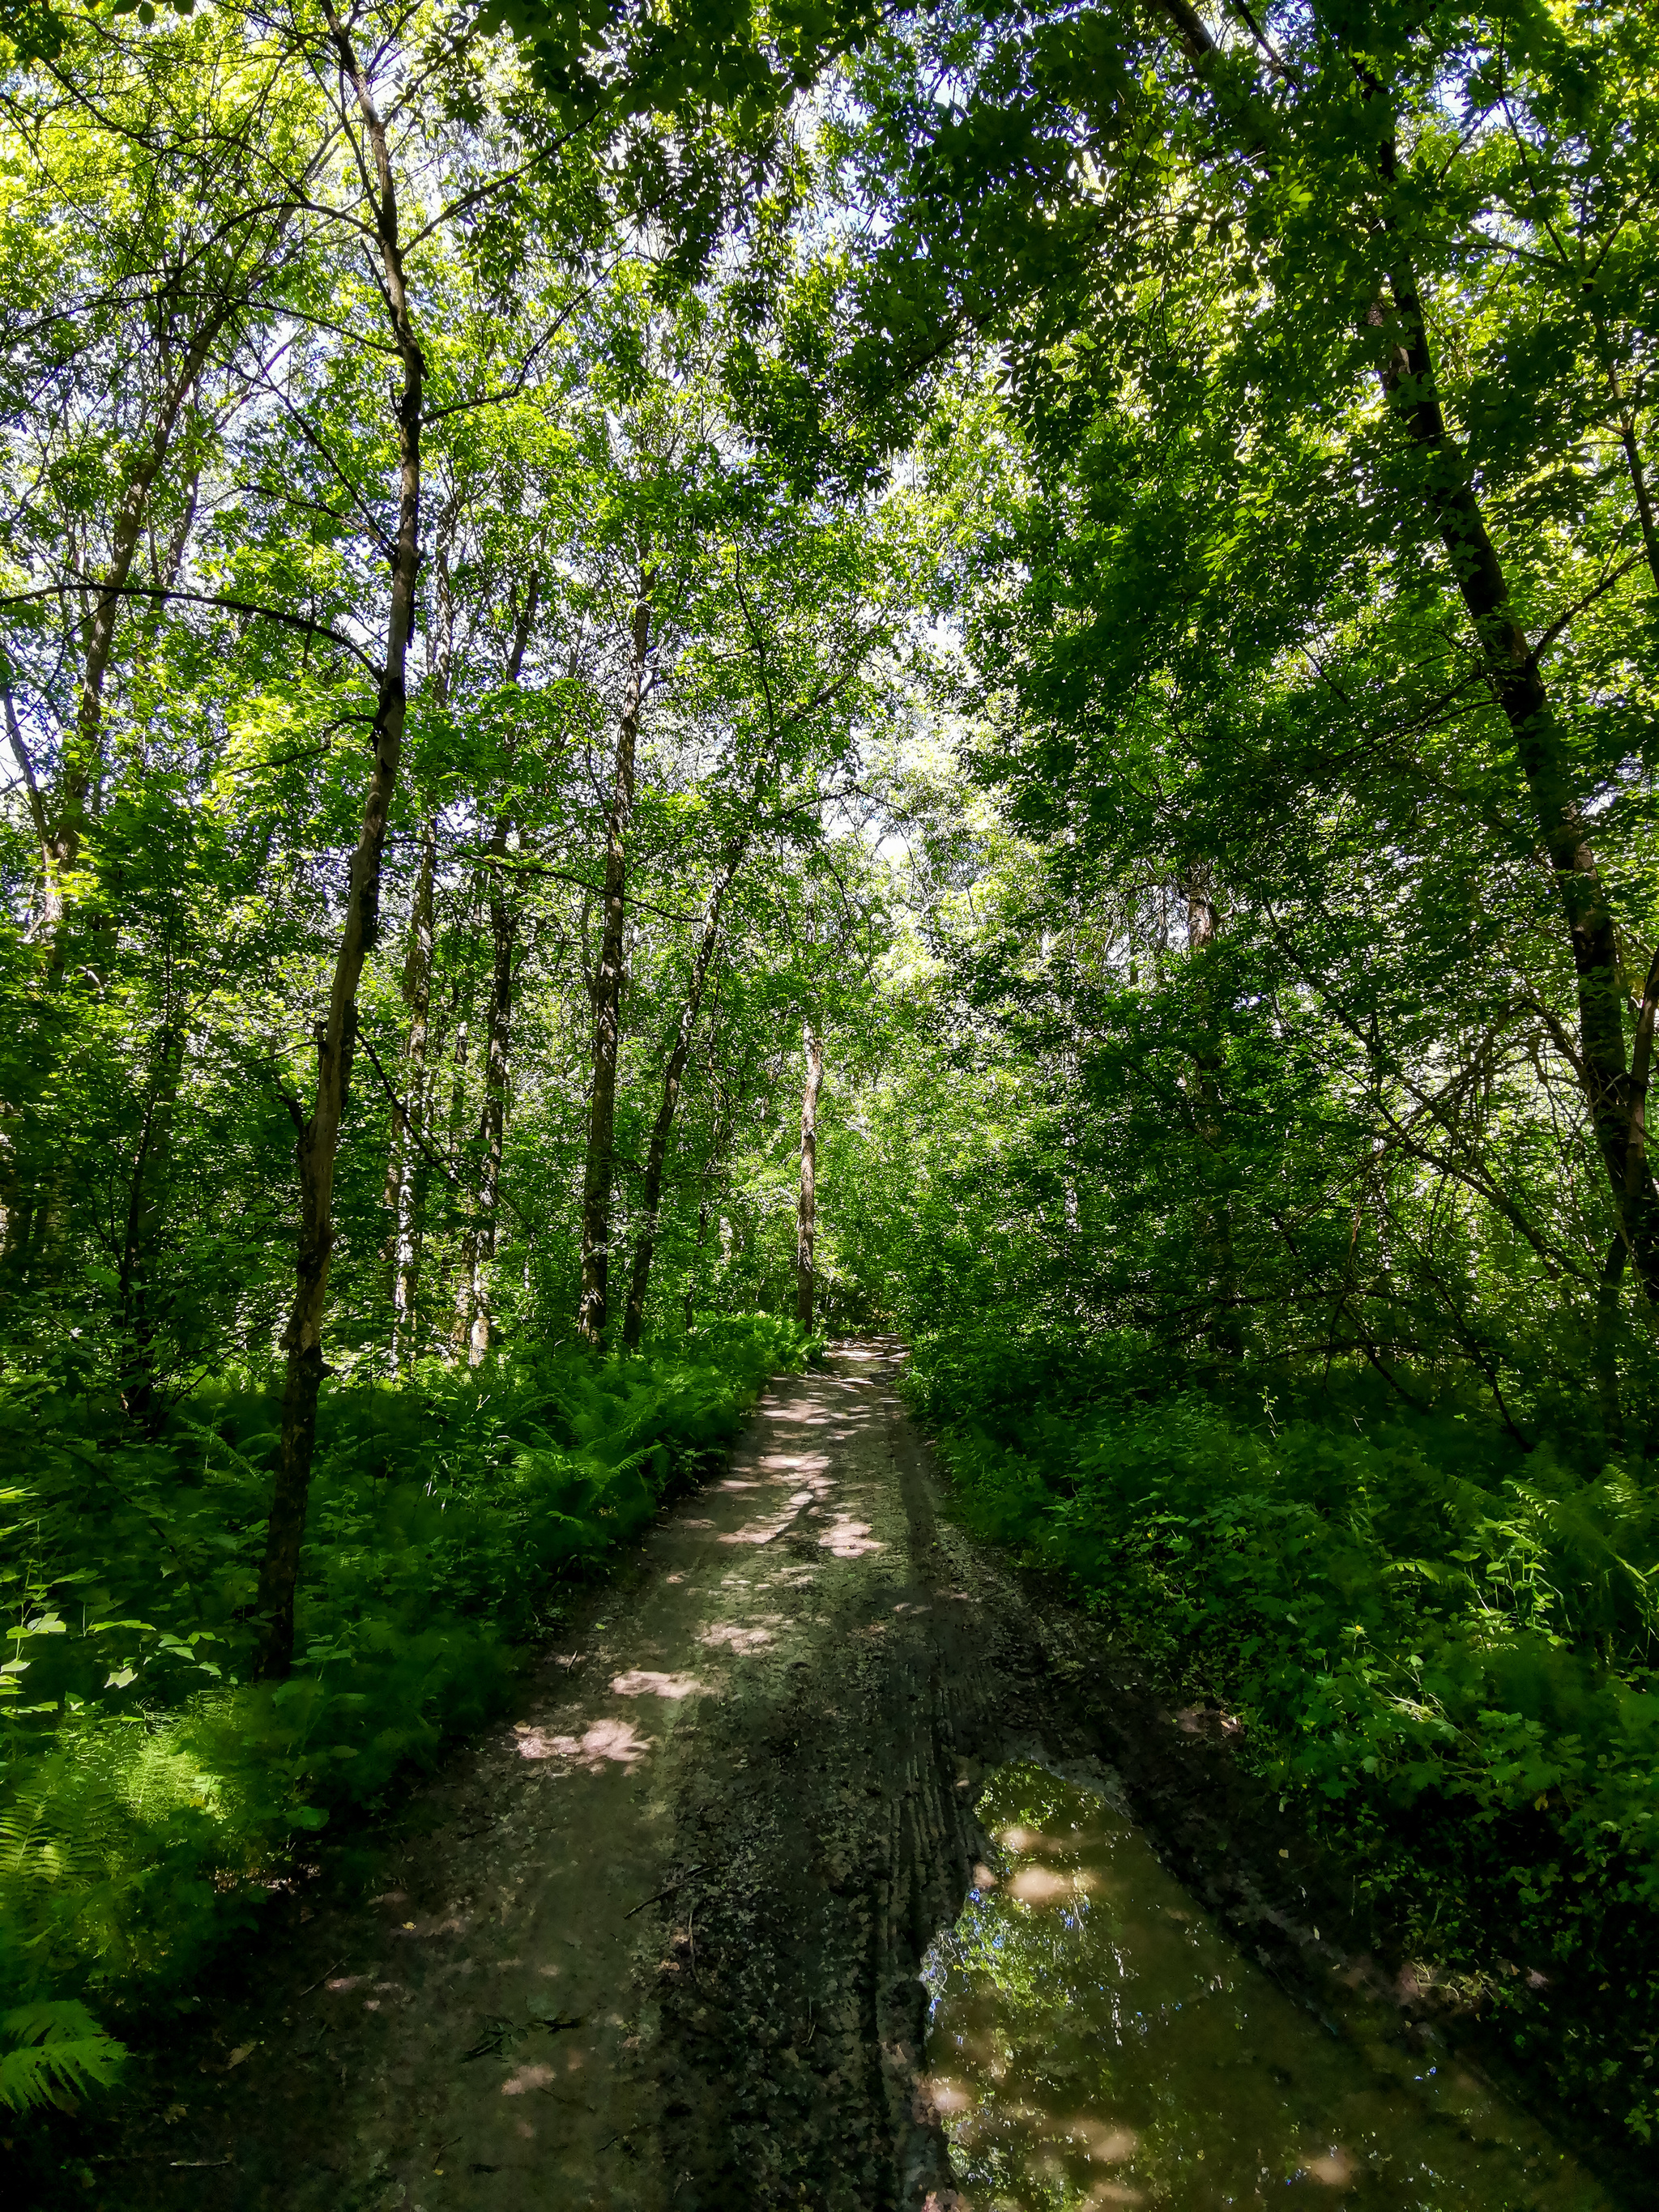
[296,1958,342,1998]
[625,1862,706,1917]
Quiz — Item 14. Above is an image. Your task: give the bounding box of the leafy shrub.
[908,1323,1659,2146]
[0,1316,803,2101]
[0,2002,127,2114]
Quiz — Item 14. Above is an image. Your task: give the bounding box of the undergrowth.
[0,1313,804,2119]
[906,1320,1659,2151]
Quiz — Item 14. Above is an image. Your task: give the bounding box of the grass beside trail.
[0,1314,807,2123]
[906,1321,1659,2153]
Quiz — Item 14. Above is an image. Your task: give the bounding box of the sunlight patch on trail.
[512,1718,649,1769]
[698,1622,775,1655]
[609,1670,708,1700]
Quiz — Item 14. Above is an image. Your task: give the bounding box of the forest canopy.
[3,0,1659,2169]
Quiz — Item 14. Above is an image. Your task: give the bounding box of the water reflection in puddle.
[923,1764,1609,2210]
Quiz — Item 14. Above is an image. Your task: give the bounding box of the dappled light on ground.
[923,1763,1610,2210]
[698,1622,774,1654]
[818,1514,884,1558]
[513,1717,649,1769]
[609,1670,708,1700]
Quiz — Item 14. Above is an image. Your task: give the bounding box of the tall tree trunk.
[446,1008,475,1352]
[621,837,747,1350]
[1185,871,1241,1354]
[254,16,422,1678]
[1,336,221,1280]
[578,567,655,1345]
[795,1020,823,1330]
[387,814,436,1370]
[1156,0,1659,1302]
[1368,226,1659,1292]
[465,574,535,1364]
[1594,1235,1627,1449]
[683,1054,733,1332]
[385,514,459,1365]
[467,829,514,1365]
[44,313,230,957]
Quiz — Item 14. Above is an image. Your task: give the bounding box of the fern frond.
[0,2001,127,2112]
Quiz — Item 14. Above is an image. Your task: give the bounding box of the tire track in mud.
[96,1341,1030,2212]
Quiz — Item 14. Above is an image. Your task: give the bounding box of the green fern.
[0,2001,126,2112]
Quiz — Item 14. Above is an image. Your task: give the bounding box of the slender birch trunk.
[254,15,423,1677]
[467,836,514,1364]
[621,837,746,1349]
[1184,870,1240,1354]
[578,565,655,1345]
[388,815,437,1370]
[795,1020,823,1330]
[466,576,536,1363]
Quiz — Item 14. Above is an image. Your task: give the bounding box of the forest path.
[111,1340,1003,2212]
[96,1344,1626,2212]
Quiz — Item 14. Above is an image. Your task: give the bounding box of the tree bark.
[1367,237,1659,1291]
[1184,871,1241,1354]
[387,813,436,1370]
[385,513,461,1366]
[254,13,423,1678]
[621,837,747,1349]
[45,311,231,956]
[1150,1,1659,1300]
[577,566,655,1345]
[795,1020,824,1329]
[465,574,536,1364]
[1594,1234,1627,1449]
[467,828,514,1364]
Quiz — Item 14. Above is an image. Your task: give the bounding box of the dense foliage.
[4,0,1659,2173]
[1,1315,800,2110]
[906,1328,1659,2142]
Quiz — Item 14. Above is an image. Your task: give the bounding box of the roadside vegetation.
[1,1317,802,2112]
[906,1328,1659,2146]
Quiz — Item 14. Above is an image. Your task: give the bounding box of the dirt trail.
[93,1340,1638,2212]
[106,1340,1009,2211]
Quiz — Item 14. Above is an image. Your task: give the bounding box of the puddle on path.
[922,1764,1609,2211]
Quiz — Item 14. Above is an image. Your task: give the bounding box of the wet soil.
[65,1342,1636,2210]
[925,1764,1611,2209]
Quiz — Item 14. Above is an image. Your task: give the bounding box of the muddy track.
[81,1341,1007,2211]
[66,1341,1637,2211]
